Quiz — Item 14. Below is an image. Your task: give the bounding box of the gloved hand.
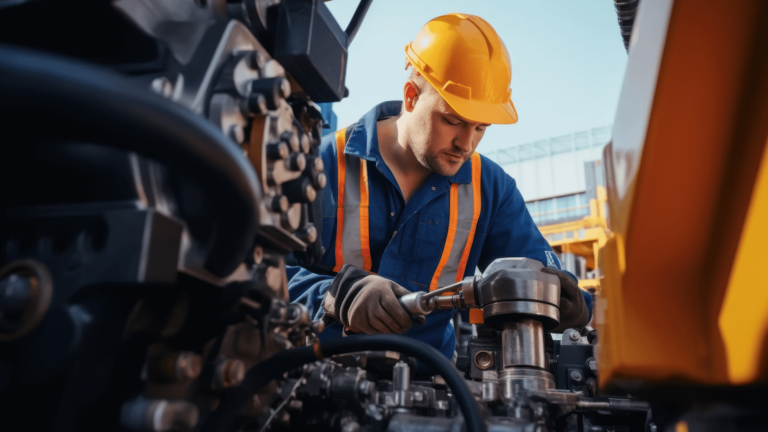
[322,264,414,334]
[541,267,589,333]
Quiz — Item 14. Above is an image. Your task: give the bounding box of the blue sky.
[324,0,628,153]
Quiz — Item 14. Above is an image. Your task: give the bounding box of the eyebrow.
[444,113,490,128]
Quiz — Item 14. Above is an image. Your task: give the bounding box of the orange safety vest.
[332,128,483,293]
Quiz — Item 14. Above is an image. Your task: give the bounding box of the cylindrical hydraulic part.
[393,361,410,391]
[430,294,463,310]
[393,361,411,408]
[499,368,555,402]
[501,319,545,369]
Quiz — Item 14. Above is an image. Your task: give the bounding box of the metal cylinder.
[430,294,462,310]
[393,361,410,408]
[499,368,555,402]
[393,361,410,391]
[501,319,545,369]
[481,381,497,402]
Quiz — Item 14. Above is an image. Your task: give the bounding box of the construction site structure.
[488,127,612,293]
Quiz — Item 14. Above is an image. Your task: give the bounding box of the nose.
[453,125,474,154]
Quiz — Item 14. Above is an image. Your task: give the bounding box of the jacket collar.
[344,101,473,184]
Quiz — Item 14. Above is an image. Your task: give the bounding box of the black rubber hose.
[202,334,487,432]
[344,0,373,47]
[0,45,261,277]
[614,0,640,52]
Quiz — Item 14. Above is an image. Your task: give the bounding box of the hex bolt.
[247,50,266,70]
[252,246,264,265]
[248,77,289,110]
[0,273,33,323]
[357,380,375,401]
[278,77,292,98]
[285,152,306,172]
[269,195,290,213]
[281,131,300,152]
[570,370,584,383]
[266,142,289,160]
[474,350,495,370]
[311,320,325,334]
[296,225,317,244]
[173,352,202,381]
[283,177,314,203]
[244,92,267,116]
[300,134,310,153]
[213,358,245,389]
[312,157,324,172]
[149,351,202,382]
[0,261,52,341]
[305,183,316,202]
[150,77,173,98]
[313,172,327,190]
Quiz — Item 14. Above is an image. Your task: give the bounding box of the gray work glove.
[541,267,589,333]
[322,264,414,334]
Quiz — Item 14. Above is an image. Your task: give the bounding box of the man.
[288,13,591,359]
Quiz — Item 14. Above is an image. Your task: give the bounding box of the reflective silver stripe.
[437,183,477,286]
[341,153,364,269]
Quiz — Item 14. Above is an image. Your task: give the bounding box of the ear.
[403,80,420,113]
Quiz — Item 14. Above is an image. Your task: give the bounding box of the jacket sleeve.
[478,180,593,321]
[287,265,334,321]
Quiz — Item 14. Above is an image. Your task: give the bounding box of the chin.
[433,162,463,177]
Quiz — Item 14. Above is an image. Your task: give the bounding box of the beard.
[412,141,469,177]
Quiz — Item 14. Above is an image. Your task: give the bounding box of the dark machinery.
[273,259,650,432]
[0,1,649,431]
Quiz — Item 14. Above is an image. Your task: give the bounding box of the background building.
[486,126,612,292]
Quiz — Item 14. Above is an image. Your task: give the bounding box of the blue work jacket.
[288,101,592,359]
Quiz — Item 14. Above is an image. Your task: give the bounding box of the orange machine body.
[599,0,768,388]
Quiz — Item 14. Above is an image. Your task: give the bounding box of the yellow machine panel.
[598,0,768,388]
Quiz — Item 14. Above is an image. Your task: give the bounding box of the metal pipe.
[429,294,463,310]
[422,281,464,299]
[501,319,545,369]
[344,0,374,46]
[393,361,410,391]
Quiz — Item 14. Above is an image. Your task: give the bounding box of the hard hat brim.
[438,88,519,125]
[414,62,519,125]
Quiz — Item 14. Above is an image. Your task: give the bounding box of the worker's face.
[406,83,490,177]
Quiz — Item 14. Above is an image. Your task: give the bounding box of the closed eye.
[443,116,461,126]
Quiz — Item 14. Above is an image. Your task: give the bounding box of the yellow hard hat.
[405,13,518,124]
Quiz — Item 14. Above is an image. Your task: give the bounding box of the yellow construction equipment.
[536,182,610,293]
[598,0,768,394]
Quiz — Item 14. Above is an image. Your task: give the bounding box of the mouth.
[443,152,464,162]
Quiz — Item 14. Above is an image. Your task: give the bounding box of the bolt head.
[270,195,289,213]
[570,370,583,383]
[301,225,318,243]
[314,172,327,189]
[246,93,267,115]
[278,78,292,98]
[252,246,264,265]
[569,331,581,341]
[305,183,316,202]
[247,50,266,70]
[474,351,495,370]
